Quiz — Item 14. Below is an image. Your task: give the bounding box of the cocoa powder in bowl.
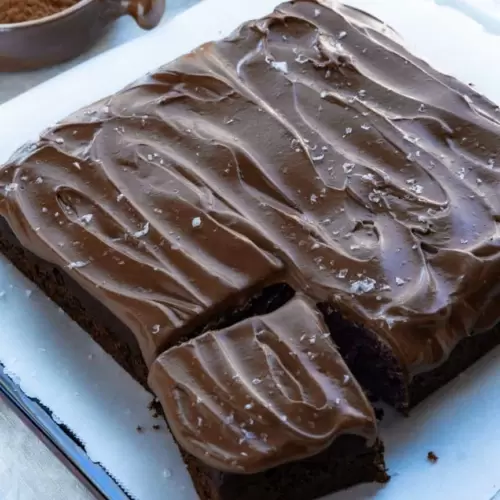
[0,0,81,24]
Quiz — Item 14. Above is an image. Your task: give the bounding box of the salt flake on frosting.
[133,222,150,238]
[67,261,89,270]
[270,61,288,73]
[350,277,376,294]
[79,214,93,225]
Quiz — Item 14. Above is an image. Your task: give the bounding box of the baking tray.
[0,1,500,499]
[0,363,128,499]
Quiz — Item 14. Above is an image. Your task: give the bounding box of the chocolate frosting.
[1,0,500,473]
[0,113,283,367]
[149,294,376,474]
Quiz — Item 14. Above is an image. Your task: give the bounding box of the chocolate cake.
[1,1,500,498]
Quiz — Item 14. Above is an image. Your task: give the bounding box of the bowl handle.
[121,0,166,29]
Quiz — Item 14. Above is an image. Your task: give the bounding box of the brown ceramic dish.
[0,0,165,71]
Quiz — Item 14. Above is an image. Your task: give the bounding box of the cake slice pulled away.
[1,0,500,498]
[149,295,384,499]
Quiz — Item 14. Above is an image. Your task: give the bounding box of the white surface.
[0,0,500,499]
[436,0,500,34]
[0,397,92,500]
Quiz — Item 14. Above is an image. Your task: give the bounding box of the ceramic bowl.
[0,0,166,71]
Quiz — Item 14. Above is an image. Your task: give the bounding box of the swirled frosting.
[1,0,500,474]
[0,107,282,366]
[149,294,376,473]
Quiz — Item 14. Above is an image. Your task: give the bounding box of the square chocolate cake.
[1,1,499,498]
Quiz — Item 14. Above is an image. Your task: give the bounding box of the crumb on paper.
[148,398,162,418]
[136,425,144,433]
[153,424,161,431]
[427,451,438,463]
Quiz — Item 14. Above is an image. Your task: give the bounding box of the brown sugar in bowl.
[0,0,166,71]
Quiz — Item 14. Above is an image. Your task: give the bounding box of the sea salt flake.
[361,123,371,131]
[79,214,93,225]
[35,177,43,184]
[310,194,318,204]
[343,162,355,174]
[5,183,18,192]
[338,31,347,39]
[311,153,325,162]
[133,222,150,238]
[320,90,328,99]
[192,216,202,228]
[395,277,405,286]
[314,8,320,17]
[252,378,262,385]
[344,127,353,135]
[337,269,348,279]
[67,261,89,269]
[295,53,309,64]
[350,277,376,294]
[403,133,419,144]
[270,60,288,73]
[162,468,172,479]
[152,324,161,334]
[55,138,64,144]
